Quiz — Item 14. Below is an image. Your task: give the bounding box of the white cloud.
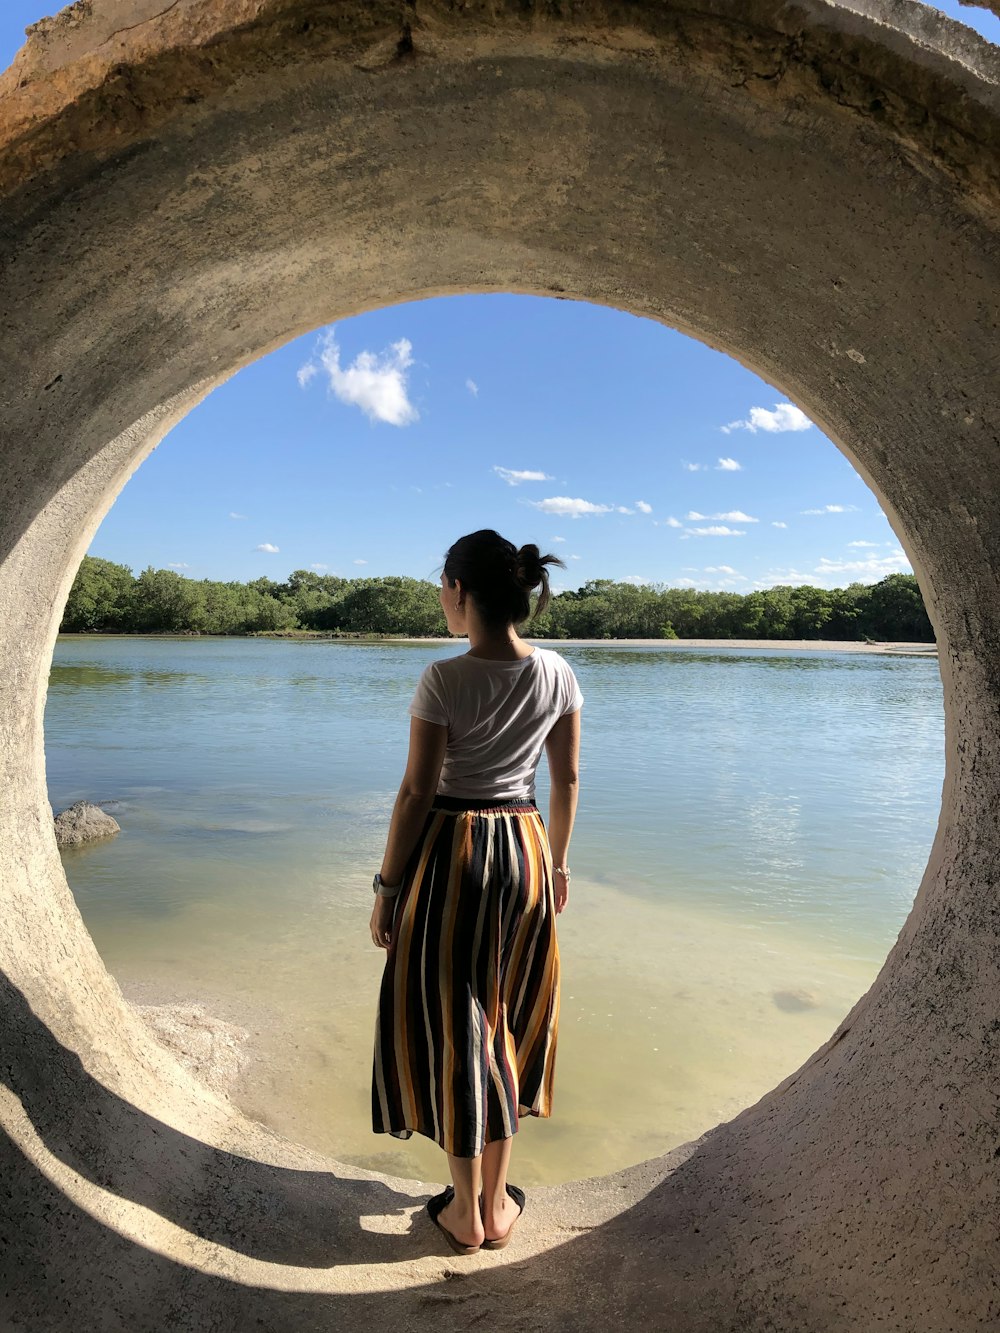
[167,562,191,570]
[705,565,738,575]
[622,575,650,585]
[552,536,566,543]
[615,505,635,515]
[570,554,582,560]
[816,552,912,576]
[687,510,758,523]
[663,516,683,528]
[676,577,697,587]
[771,521,788,528]
[310,563,329,571]
[298,327,418,426]
[528,496,614,518]
[682,461,707,472]
[686,526,746,537]
[801,504,860,515]
[466,378,479,397]
[635,500,653,513]
[721,402,813,434]
[353,558,368,565]
[229,511,248,520]
[494,466,555,486]
[255,543,280,554]
[716,457,742,471]
[847,540,879,548]
[758,549,913,587]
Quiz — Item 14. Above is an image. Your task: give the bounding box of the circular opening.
[46,295,945,1186]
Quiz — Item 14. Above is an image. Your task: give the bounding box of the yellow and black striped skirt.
[372,794,560,1159]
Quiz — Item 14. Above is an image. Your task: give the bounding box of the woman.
[370,528,583,1256]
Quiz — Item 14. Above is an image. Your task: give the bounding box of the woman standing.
[370,528,583,1255]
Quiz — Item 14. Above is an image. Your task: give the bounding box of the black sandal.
[481,1183,525,1250]
[427,1186,481,1256]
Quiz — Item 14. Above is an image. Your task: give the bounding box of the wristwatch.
[373,872,403,898]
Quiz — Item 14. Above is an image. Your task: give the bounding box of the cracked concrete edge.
[1,1,999,210]
[959,0,1000,22]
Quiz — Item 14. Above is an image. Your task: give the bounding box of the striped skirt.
[372,794,560,1159]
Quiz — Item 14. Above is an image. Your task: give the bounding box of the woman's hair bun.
[442,528,565,627]
[514,544,544,587]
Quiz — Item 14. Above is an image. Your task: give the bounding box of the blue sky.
[5,3,997,594]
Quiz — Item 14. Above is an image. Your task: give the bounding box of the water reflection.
[44,636,945,1183]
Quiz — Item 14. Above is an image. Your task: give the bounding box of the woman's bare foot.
[481,1190,519,1242]
[438,1195,485,1248]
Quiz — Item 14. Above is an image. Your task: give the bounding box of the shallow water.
[46,637,944,1185]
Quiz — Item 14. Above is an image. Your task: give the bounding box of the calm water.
[45,637,944,1185]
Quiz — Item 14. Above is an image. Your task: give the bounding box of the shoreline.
[57,632,938,655]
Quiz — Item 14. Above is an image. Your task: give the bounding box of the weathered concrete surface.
[1,1,999,1329]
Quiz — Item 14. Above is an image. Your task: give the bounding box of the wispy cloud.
[353,558,368,565]
[310,563,329,571]
[801,504,860,515]
[661,516,683,528]
[256,543,280,554]
[551,536,566,542]
[716,457,742,471]
[570,554,582,560]
[721,402,812,434]
[495,466,555,486]
[635,500,653,513]
[816,551,912,576]
[466,378,479,397]
[167,562,191,570]
[622,575,650,585]
[229,511,248,520]
[685,525,746,537]
[298,327,418,426]
[758,548,912,587]
[771,521,788,528]
[686,510,758,523]
[528,496,614,518]
[704,565,741,576]
[682,461,707,472]
[615,505,635,515]
[847,540,879,548]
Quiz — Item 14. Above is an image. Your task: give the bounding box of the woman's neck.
[465,627,532,660]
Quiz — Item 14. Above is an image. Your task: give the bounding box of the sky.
[4,3,997,595]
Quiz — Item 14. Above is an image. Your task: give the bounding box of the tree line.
[60,557,935,641]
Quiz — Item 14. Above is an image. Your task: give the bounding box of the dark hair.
[441,529,565,628]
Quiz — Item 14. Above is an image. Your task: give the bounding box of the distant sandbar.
[398,637,938,656]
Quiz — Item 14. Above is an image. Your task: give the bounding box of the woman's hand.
[370,894,396,949]
[553,874,569,915]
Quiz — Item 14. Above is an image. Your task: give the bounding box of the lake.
[45,636,945,1186]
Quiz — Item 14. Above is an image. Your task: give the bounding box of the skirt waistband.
[431,794,538,815]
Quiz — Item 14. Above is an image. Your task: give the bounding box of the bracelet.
[553,866,571,881]
[373,872,403,898]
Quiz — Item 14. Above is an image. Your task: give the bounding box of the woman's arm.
[543,708,581,915]
[370,715,448,948]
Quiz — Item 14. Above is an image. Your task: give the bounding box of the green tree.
[61,556,135,632]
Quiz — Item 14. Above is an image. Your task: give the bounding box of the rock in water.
[772,987,821,1012]
[53,800,121,848]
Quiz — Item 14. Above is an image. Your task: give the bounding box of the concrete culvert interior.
[1,1,999,1328]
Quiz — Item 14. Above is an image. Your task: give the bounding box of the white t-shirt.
[407,646,584,802]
